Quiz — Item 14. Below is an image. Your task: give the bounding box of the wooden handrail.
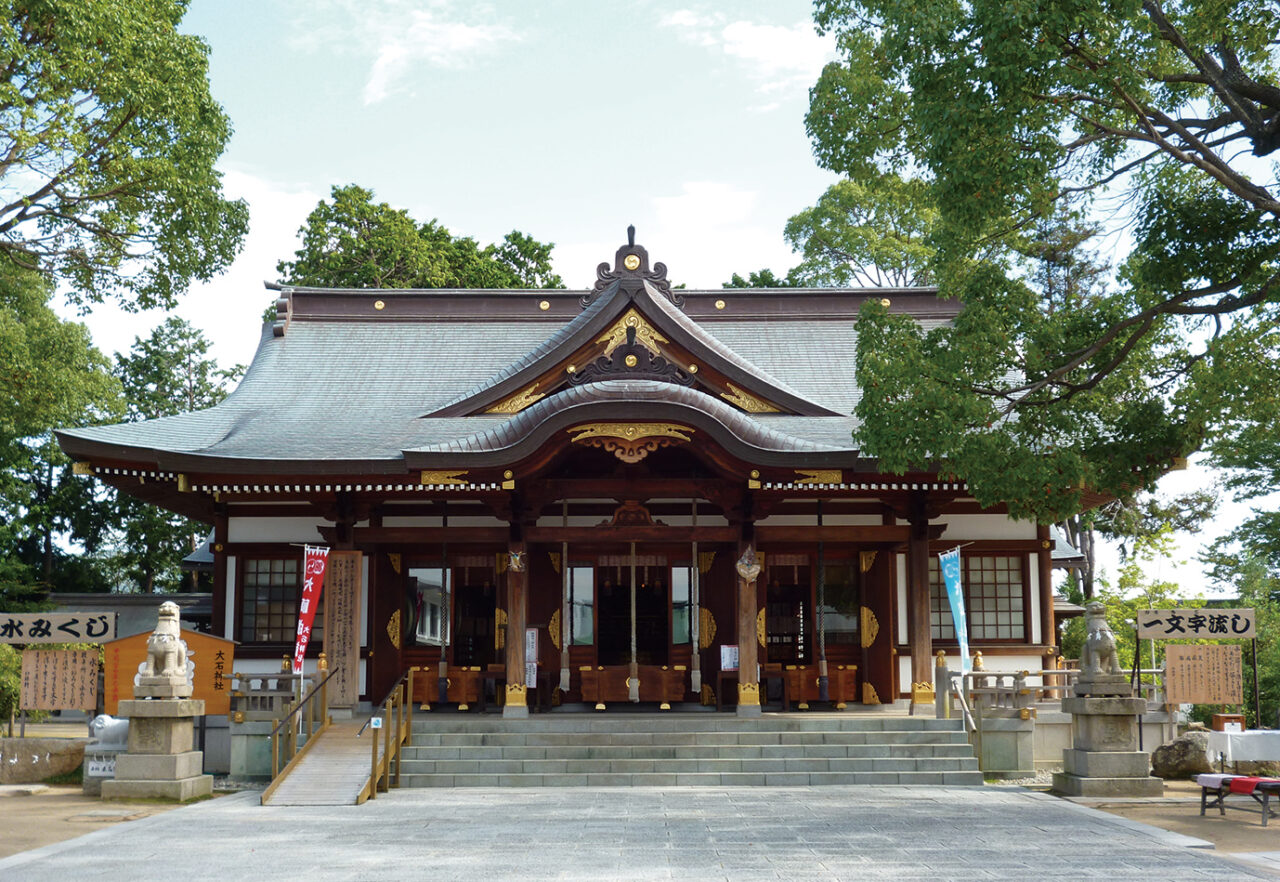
[357,668,415,802]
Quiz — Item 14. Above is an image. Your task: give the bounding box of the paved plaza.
[1,785,1277,881]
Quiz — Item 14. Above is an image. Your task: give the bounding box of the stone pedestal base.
[1054,690,1162,798]
[103,699,212,802]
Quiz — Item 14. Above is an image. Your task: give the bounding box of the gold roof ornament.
[796,469,843,485]
[486,382,545,414]
[420,470,469,486]
[568,423,694,463]
[596,308,668,357]
[721,382,780,413]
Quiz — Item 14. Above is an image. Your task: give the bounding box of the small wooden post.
[381,697,392,792]
[369,711,379,800]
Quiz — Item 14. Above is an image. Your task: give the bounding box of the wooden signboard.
[1138,608,1255,640]
[20,649,98,711]
[1,612,116,644]
[102,629,235,715]
[325,550,363,706]
[1164,644,1243,705]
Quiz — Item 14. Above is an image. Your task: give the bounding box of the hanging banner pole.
[293,545,331,735]
[560,500,570,692]
[629,541,639,702]
[817,500,829,703]
[938,547,969,674]
[439,504,450,706]
[690,498,701,694]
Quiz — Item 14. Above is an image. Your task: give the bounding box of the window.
[820,562,860,645]
[929,554,1025,641]
[410,566,445,646]
[569,566,593,646]
[672,564,693,645]
[240,557,323,644]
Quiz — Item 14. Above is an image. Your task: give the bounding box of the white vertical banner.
[939,547,970,674]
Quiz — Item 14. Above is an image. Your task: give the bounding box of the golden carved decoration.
[539,300,550,310]
[495,608,507,650]
[757,607,766,648]
[859,550,878,573]
[568,423,693,464]
[596,309,668,357]
[486,382,545,414]
[623,254,641,270]
[861,606,880,648]
[387,609,402,650]
[548,552,561,574]
[374,299,385,310]
[795,469,843,485]
[737,683,760,705]
[880,298,891,307]
[566,364,576,374]
[72,461,94,476]
[387,553,402,574]
[911,682,936,704]
[421,470,469,486]
[698,551,716,574]
[698,606,717,649]
[688,363,698,373]
[700,684,715,706]
[862,682,881,705]
[505,684,528,706]
[624,354,638,367]
[715,299,726,310]
[721,382,780,413]
[548,608,561,650]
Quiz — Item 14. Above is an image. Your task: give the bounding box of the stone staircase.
[399,713,983,787]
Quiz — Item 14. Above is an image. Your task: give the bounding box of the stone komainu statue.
[1081,601,1122,679]
[135,601,193,698]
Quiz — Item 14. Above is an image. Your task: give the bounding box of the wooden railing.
[357,667,415,802]
[266,667,338,779]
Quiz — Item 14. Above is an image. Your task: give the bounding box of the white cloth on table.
[1207,730,1280,763]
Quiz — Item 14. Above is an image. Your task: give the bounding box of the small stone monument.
[102,602,213,801]
[1053,602,1162,796]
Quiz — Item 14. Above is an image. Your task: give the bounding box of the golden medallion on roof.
[721,383,780,413]
[623,254,641,270]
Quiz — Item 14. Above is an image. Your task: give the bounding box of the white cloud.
[287,0,519,105]
[659,11,835,98]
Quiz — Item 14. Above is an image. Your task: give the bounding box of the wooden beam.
[349,526,508,545]
[755,525,911,544]
[523,525,739,544]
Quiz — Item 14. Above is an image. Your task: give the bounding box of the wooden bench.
[1197,773,1280,826]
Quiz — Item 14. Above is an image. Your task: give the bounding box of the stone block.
[1052,772,1163,797]
[1063,749,1152,778]
[0,737,88,785]
[127,717,193,755]
[82,746,125,796]
[102,774,212,801]
[1069,713,1140,753]
[117,698,205,718]
[115,750,204,780]
[1061,696,1146,716]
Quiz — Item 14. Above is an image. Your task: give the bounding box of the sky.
[59,0,1250,598]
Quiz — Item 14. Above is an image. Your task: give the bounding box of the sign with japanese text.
[0,612,115,644]
[1137,608,1255,640]
[525,627,538,688]
[293,545,331,674]
[103,628,235,715]
[1165,644,1243,705]
[20,649,98,711]
[325,550,363,706]
[720,644,739,672]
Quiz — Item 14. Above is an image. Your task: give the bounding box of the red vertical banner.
[293,545,331,674]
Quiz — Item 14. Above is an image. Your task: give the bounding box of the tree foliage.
[809,0,1280,521]
[277,184,564,289]
[104,317,240,592]
[722,268,800,288]
[0,0,248,310]
[0,264,120,598]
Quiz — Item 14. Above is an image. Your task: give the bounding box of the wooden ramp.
[261,720,383,806]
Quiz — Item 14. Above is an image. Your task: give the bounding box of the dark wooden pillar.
[907,495,933,691]
[503,537,529,718]
[735,533,761,717]
[1038,524,1057,668]
[212,506,229,639]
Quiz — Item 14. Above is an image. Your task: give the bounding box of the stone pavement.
[1,786,1277,881]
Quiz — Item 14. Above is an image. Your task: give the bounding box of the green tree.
[278,184,563,289]
[785,174,937,287]
[0,264,120,598]
[103,317,241,592]
[722,268,800,288]
[0,0,248,310]
[809,0,1280,522]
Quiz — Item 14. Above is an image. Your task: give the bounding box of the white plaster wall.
[228,517,327,544]
[896,554,908,645]
[936,514,1037,540]
[382,516,443,527]
[223,555,237,641]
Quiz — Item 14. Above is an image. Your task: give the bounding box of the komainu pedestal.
[102,603,213,801]
[1052,602,1162,797]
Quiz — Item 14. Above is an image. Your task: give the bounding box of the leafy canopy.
[809,0,1280,521]
[0,0,248,310]
[277,184,564,289]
